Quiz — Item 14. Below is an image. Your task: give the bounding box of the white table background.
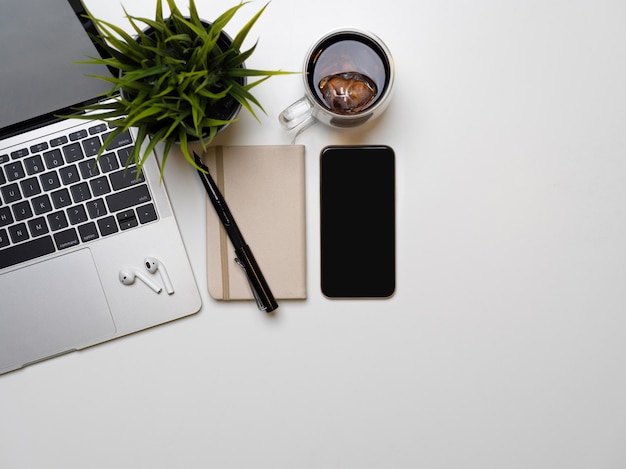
[2,0,626,467]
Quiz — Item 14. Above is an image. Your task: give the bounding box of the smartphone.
[320,145,395,298]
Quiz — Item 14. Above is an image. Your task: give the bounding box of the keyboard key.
[8,223,29,243]
[69,129,88,141]
[32,194,53,215]
[97,216,118,236]
[1,183,22,204]
[79,159,100,179]
[30,142,49,153]
[62,142,84,163]
[0,154,9,164]
[59,164,80,185]
[70,182,91,203]
[54,228,79,250]
[49,136,68,147]
[89,123,108,135]
[12,201,33,221]
[117,209,138,230]
[117,147,133,167]
[67,205,88,225]
[106,184,151,212]
[47,211,69,231]
[5,161,25,181]
[137,203,157,224]
[0,167,5,185]
[43,149,64,168]
[103,130,133,150]
[82,136,101,157]
[40,171,61,191]
[0,228,8,248]
[0,207,14,226]
[98,153,119,173]
[20,177,42,197]
[50,188,72,209]
[24,154,45,174]
[86,198,107,219]
[28,217,49,237]
[0,235,55,269]
[110,166,144,190]
[10,148,29,159]
[78,222,99,242]
[90,176,111,197]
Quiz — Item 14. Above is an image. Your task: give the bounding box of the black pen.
[194,152,278,313]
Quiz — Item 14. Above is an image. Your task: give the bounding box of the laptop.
[0,0,202,374]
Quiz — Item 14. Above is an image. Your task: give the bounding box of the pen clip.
[234,257,267,312]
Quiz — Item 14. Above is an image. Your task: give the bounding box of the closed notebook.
[204,145,307,300]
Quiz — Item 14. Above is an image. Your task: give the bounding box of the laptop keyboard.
[0,122,158,270]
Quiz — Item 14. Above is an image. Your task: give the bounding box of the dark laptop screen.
[0,0,112,134]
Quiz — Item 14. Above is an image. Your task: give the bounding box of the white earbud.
[144,257,174,295]
[119,268,162,293]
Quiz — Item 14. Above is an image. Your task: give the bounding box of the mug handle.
[279,96,315,130]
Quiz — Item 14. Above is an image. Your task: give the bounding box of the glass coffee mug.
[279,28,395,130]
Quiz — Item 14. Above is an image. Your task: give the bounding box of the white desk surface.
[2,0,626,467]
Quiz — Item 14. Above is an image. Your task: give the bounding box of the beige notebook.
[204,145,307,300]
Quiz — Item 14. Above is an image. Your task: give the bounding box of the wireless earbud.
[119,268,162,293]
[144,257,174,295]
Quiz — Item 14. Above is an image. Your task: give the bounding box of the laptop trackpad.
[0,249,116,371]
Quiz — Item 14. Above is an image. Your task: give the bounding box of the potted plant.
[72,0,290,177]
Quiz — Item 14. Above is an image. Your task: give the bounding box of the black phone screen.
[320,145,395,298]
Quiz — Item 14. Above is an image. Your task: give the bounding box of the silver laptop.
[0,0,202,374]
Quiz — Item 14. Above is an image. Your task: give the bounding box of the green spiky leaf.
[62,0,295,179]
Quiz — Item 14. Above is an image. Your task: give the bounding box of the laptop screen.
[0,0,113,134]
